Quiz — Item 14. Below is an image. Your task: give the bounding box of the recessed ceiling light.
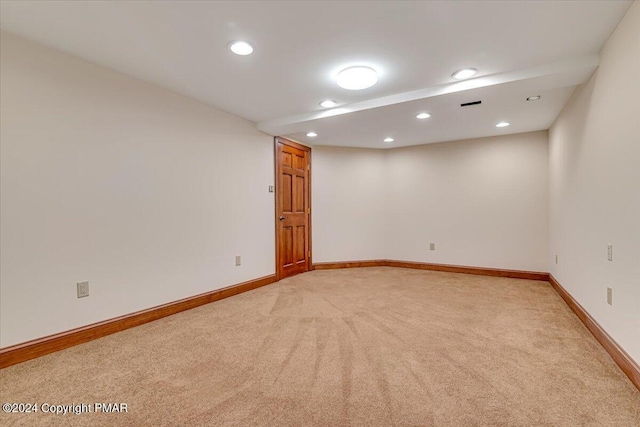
[306,132,318,137]
[384,137,394,143]
[452,68,478,80]
[319,100,338,108]
[336,66,378,90]
[229,41,254,56]
[496,122,510,128]
[416,113,431,119]
[526,95,541,101]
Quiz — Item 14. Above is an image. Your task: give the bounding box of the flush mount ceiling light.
[306,132,318,137]
[384,137,394,143]
[496,122,510,128]
[319,100,338,108]
[229,41,254,55]
[526,95,541,101]
[336,66,378,90]
[452,68,478,80]
[416,113,431,119]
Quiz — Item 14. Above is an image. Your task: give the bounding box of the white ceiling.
[0,1,632,148]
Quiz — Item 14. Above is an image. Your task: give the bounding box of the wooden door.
[275,137,311,280]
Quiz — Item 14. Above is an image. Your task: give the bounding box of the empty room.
[0,0,639,425]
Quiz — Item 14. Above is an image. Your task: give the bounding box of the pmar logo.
[94,403,128,413]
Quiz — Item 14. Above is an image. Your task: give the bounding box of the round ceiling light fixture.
[416,113,431,119]
[383,137,394,143]
[319,100,338,108]
[526,95,541,101]
[496,122,510,128]
[306,132,318,137]
[229,41,254,56]
[452,68,478,80]
[336,66,378,90]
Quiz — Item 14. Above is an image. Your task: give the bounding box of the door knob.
[279,216,285,221]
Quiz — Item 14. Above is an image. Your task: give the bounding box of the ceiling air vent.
[461,100,482,107]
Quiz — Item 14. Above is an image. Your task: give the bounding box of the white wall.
[312,133,549,272]
[0,32,275,348]
[386,132,549,272]
[312,147,386,262]
[549,2,640,363]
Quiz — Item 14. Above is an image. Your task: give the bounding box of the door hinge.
[308,251,311,257]
[307,207,310,214]
[307,165,310,171]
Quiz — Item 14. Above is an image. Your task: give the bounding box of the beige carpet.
[1,267,639,426]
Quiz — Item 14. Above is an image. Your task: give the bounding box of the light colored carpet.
[1,267,639,426]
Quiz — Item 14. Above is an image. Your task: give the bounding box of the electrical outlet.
[607,287,612,305]
[607,244,613,261]
[555,254,558,264]
[429,243,435,251]
[235,255,241,266]
[77,281,89,298]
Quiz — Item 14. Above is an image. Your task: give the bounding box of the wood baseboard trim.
[385,260,549,281]
[548,274,640,391]
[313,259,549,281]
[312,260,387,270]
[0,274,277,369]
[4,268,636,393]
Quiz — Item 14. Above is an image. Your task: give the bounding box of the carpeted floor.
[1,267,639,426]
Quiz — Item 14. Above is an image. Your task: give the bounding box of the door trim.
[274,137,312,280]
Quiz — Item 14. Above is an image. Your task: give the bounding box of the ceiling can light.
[229,41,254,55]
[306,132,318,137]
[336,66,378,90]
[384,137,394,143]
[526,95,541,101]
[496,122,510,128]
[452,68,478,80]
[319,100,338,108]
[416,113,431,119]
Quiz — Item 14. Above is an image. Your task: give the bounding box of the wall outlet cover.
[77,281,89,298]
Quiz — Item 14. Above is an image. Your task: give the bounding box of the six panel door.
[276,139,310,279]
